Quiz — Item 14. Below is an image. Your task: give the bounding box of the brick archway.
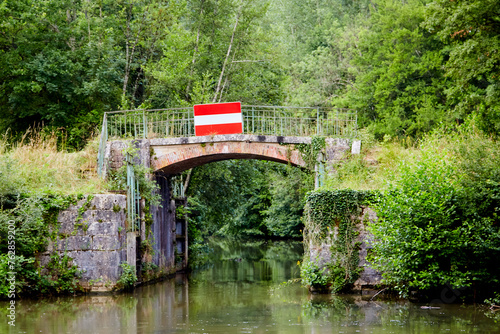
[151,141,305,174]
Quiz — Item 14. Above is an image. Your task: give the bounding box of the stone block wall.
[41,194,131,292]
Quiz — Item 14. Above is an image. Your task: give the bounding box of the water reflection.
[1,239,498,334]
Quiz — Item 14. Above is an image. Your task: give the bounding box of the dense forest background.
[1,0,499,147]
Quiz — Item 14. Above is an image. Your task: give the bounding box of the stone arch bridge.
[103,134,350,178]
[69,105,358,291]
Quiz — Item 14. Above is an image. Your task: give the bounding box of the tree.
[338,0,451,138]
[423,0,500,135]
[145,0,285,107]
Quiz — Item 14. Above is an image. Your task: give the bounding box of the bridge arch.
[150,136,306,174]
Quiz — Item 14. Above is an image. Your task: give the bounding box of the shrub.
[369,121,500,300]
[116,263,137,290]
[300,260,330,291]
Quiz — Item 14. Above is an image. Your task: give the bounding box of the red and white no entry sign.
[193,102,243,136]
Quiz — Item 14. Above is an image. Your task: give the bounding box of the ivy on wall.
[295,136,327,171]
[301,189,378,292]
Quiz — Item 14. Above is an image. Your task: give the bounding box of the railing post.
[252,107,255,133]
[126,154,134,231]
[314,152,325,189]
[126,153,141,233]
[316,107,320,136]
[97,113,108,178]
[354,111,358,137]
[143,110,147,139]
[274,106,277,135]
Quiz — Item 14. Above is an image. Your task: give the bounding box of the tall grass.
[0,129,107,195]
[325,138,420,191]
[324,120,497,192]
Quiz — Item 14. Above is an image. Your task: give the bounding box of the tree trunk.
[186,0,204,99]
[213,7,241,103]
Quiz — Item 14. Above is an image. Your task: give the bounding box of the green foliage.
[0,255,36,298]
[0,194,75,258]
[0,252,81,298]
[0,144,88,297]
[305,189,376,237]
[296,136,327,171]
[326,154,375,190]
[369,121,500,299]
[263,166,313,238]
[141,262,159,281]
[187,160,311,239]
[39,253,81,295]
[0,0,286,149]
[300,259,331,290]
[484,293,500,308]
[108,142,161,207]
[340,0,450,138]
[0,156,25,196]
[300,258,351,293]
[116,263,137,290]
[186,160,311,267]
[423,0,500,135]
[1,0,499,148]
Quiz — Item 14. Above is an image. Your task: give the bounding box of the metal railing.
[126,153,141,232]
[97,105,357,176]
[103,105,356,139]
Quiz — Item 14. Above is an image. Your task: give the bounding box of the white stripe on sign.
[194,113,242,126]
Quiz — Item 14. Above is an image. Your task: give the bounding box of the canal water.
[1,239,499,333]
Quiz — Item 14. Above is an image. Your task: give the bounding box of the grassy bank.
[0,130,109,298]
[0,129,107,196]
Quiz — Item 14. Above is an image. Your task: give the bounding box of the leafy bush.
[116,263,137,290]
[0,194,82,298]
[369,121,500,300]
[38,253,81,295]
[300,260,330,290]
[107,143,161,206]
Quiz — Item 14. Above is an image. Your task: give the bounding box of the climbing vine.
[0,193,85,297]
[302,189,379,292]
[296,136,327,171]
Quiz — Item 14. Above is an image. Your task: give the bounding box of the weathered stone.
[42,194,134,291]
[81,210,116,223]
[88,194,126,211]
[56,236,92,251]
[105,136,351,175]
[354,208,382,289]
[92,236,122,250]
[57,215,78,235]
[351,140,361,154]
[151,141,307,174]
[307,207,382,291]
[69,250,122,282]
[86,221,120,236]
[126,232,137,267]
[149,134,312,146]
